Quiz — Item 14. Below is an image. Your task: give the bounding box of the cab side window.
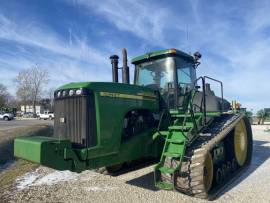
[177,67,192,85]
[175,58,195,87]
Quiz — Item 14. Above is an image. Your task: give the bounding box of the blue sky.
[0,0,269,111]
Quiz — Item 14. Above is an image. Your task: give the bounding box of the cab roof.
[131,48,194,65]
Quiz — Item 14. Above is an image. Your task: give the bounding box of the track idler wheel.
[203,152,214,192]
[215,161,232,185]
[234,119,249,166]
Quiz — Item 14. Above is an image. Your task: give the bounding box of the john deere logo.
[99,91,156,101]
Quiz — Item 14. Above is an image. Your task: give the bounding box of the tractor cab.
[132,48,199,108]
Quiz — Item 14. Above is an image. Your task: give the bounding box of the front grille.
[53,91,97,148]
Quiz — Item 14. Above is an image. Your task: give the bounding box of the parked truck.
[0,111,14,121]
[38,111,54,120]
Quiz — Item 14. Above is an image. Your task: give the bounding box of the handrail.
[159,75,223,131]
[192,76,207,124]
[204,76,224,112]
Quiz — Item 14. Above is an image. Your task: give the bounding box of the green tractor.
[14,48,253,199]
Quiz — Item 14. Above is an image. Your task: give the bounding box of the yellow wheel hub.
[203,152,213,192]
[234,119,248,166]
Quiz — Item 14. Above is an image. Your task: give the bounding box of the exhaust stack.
[110,55,119,83]
[122,48,130,84]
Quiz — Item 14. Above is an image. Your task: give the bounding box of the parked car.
[0,111,14,121]
[16,111,23,117]
[38,111,54,120]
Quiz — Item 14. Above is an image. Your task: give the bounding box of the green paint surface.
[14,81,162,172]
[14,136,74,170]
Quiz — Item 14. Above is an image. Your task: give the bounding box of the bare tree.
[0,83,10,107]
[28,65,49,114]
[15,65,49,114]
[15,70,31,113]
[47,87,55,111]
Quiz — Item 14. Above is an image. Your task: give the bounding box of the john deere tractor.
[14,48,252,199]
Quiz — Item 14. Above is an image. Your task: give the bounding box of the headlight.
[57,91,61,97]
[69,89,74,96]
[63,90,67,96]
[76,89,82,95]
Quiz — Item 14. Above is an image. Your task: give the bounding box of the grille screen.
[53,92,97,148]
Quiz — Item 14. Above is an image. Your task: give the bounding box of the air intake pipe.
[122,48,130,84]
[110,55,119,83]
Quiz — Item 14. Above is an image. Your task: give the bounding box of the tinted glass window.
[136,57,175,91]
[175,58,195,87]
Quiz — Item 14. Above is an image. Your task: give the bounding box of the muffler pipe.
[110,55,119,83]
[122,48,130,84]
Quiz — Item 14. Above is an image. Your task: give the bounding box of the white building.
[20,105,45,115]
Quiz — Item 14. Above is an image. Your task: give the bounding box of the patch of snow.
[16,169,79,190]
[16,170,41,190]
[33,170,79,186]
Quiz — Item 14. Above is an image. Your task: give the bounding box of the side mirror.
[194,51,202,69]
[194,52,202,60]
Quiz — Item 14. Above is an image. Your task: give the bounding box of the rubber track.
[162,113,245,199]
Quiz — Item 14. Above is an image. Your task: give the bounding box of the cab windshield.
[135,57,174,91]
[135,57,195,94]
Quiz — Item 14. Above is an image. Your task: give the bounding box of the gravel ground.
[0,119,53,131]
[1,125,270,203]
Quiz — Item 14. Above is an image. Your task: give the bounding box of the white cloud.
[0,13,114,95]
[246,0,270,33]
[70,0,187,47]
[184,1,270,111]
[0,14,106,64]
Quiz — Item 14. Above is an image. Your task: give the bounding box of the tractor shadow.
[125,139,270,196]
[217,139,270,197]
[111,159,157,177]
[126,171,158,191]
